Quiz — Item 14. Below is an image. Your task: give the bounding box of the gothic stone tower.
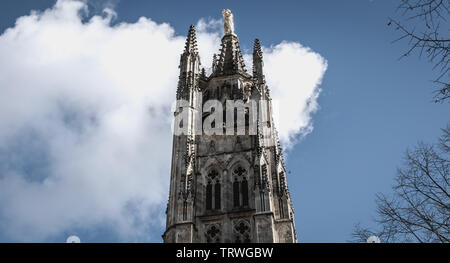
[163,9,297,243]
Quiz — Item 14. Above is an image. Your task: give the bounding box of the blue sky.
[0,0,448,242]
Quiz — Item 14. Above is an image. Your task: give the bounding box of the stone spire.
[253,38,270,99]
[253,39,265,84]
[176,25,200,99]
[184,24,198,54]
[213,10,248,76]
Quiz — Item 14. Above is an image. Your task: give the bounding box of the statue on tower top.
[222,9,234,35]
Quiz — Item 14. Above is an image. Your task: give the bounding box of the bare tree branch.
[352,125,450,242]
[388,0,450,102]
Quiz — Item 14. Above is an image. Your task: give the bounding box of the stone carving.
[233,166,247,178]
[222,9,234,35]
[209,140,216,153]
[205,223,222,243]
[208,169,219,181]
[233,219,251,243]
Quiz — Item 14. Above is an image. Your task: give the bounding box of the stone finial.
[212,54,217,73]
[253,39,263,59]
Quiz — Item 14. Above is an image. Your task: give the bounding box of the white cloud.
[263,42,328,148]
[0,0,326,241]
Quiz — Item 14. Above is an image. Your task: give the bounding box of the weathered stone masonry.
[163,10,297,243]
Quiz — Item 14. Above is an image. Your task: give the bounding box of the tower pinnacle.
[184,24,198,54]
[177,25,200,99]
[213,10,248,76]
[253,38,265,85]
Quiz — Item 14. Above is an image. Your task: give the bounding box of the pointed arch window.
[232,166,249,208]
[242,178,249,207]
[206,169,221,211]
[233,179,240,207]
[206,182,212,210]
[215,182,221,209]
